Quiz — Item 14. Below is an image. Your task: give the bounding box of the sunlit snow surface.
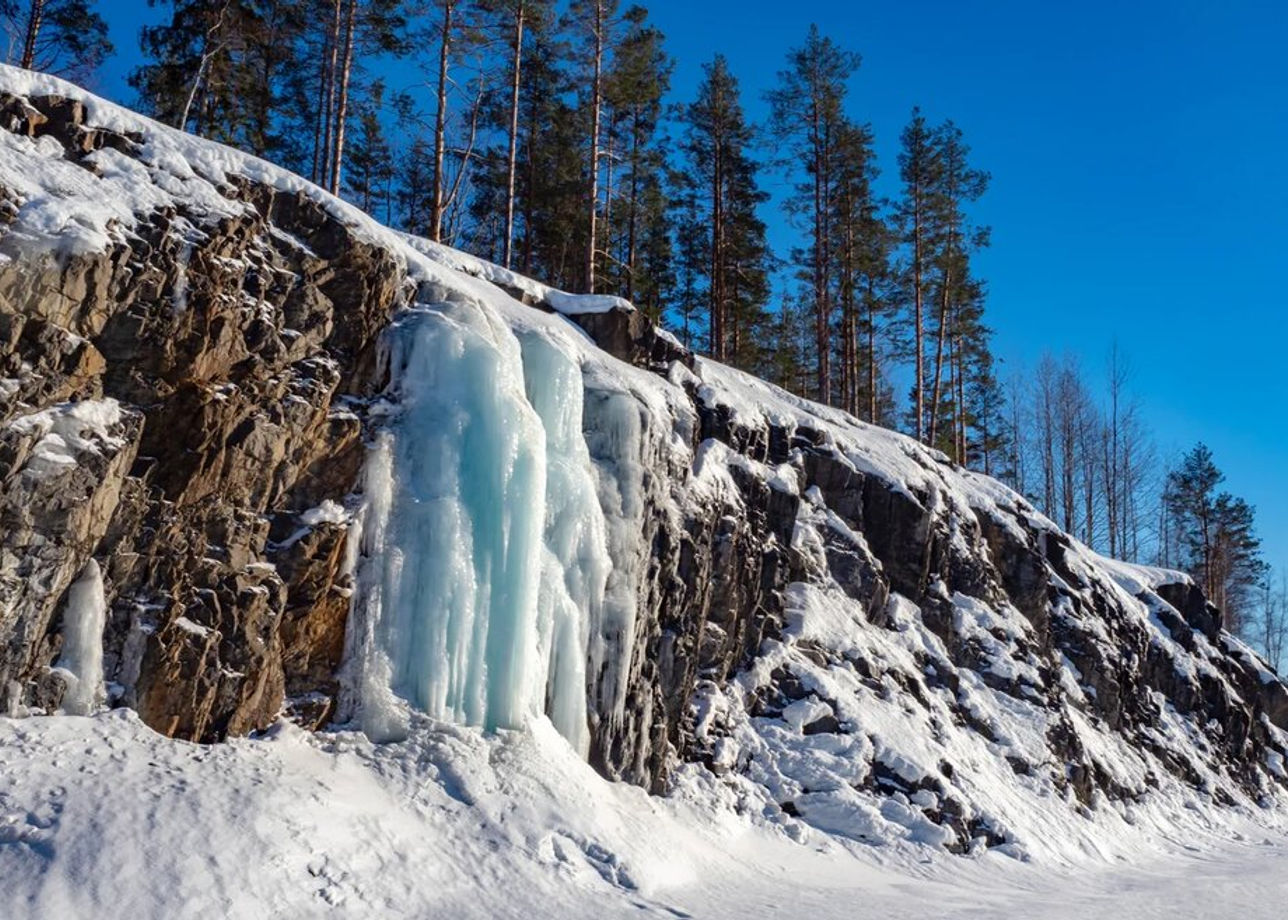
[3,711,1288,920]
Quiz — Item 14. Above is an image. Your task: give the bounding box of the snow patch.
[8,398,124,476]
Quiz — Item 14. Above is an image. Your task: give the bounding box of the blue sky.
[95,0,1286,568]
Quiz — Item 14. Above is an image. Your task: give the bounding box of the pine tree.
[246,0,308,163]
[343,80,395,215]
[828,116,889,418]
[768,293,812,396]
[668,165,706,350]
[602,5,670,304]
[925,120,989,454]
[132,0,252,139]
[3,0,112,79]
[517,31,584,287]
[961,315,1008,475]
[630,176,674,321]
[767,25,860,405]
[676,54,772,367]
[132,0,329,166]
[1166,444,1266,630]
[721,155,774,373]
[427,0,461,240]
[396,134,435,235]
[895,108,940,440]
[566,0,621,293]
[476,0,556,268]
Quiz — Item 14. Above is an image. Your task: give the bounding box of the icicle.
[339,431,408,742]
[518,332,611,757]
[582,388,652,731]
[55,558,107,716]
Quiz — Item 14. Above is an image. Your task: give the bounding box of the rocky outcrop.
[3,74,1286,855]
[555,269,1288,834]
[1,89,402,735]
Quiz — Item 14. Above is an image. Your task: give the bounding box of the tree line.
[9,1,1000,461]
[27,1,1002,471]
[7,0,1280,654]
[1,0,111,78]
[1002,350,1272,643]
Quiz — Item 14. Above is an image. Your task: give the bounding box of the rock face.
[1,87,401,735]
[3,70,1287,852]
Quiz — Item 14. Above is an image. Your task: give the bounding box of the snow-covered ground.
[2,710,1287,920]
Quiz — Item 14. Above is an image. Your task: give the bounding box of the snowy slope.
[3,711,1288,920]
[4,64,1288,918]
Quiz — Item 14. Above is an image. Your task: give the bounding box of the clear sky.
[94,0,1287,569]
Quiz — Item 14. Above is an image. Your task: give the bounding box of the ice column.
[518,332,611,757]
[581,387,651,732]
[380,302,546,734]
[56,559,107,716]
[345,300,619,754]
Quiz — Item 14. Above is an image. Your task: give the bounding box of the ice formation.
[53,559,107,716]
[518,331,612,756]
[345,303,614,753]
[581,385,655,735]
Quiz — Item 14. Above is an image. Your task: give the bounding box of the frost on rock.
[53,559,107,715]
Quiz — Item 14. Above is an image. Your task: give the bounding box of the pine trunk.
[431,0,455,241]
[585,2,604,293]
[603,117,616,288]
[928,276,950,449]
[502,4,525,269]
[866,276,878,423]
[19,0,44,70]
[710,124,724,360]
[841,208,856,416]
[955,329,967,462]
[912,187,924,441]
[625,111,640,303]
[810,100,829,404]
[329,0,357,196]
[319,0,343,189]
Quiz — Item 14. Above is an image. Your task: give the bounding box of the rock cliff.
[3,66,1286,853]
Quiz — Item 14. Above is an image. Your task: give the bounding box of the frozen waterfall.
[343,301,612,756]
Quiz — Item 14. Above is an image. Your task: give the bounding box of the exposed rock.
[0,89,400,736]
[566,304,692,374]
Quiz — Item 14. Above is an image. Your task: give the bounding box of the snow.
[172,617,213,639]
[50,560,106,716]
[298,499,350,527]
[544,291,632,315]
[3,711,1288,920]
[7,398,123,476]
[398,233,635,317]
